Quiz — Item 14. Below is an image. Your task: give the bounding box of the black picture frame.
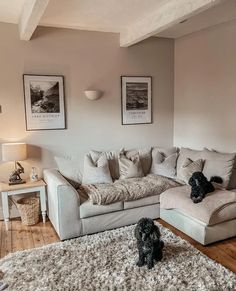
[23,74,66,131]
[121,76,152,125]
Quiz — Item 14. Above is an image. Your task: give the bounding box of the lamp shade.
[2,143,27,162]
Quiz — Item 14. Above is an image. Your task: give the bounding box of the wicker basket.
[15,197,40,225]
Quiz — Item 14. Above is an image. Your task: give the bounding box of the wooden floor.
[0,218,235,273]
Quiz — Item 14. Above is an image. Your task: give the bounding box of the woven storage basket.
[15,197,39,225]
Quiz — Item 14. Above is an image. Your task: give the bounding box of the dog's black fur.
[188,171,223,203]
[134,218,164,269]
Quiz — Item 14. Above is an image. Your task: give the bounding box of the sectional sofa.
[43,147,236,244]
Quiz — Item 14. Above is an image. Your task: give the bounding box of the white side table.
[0,180,46,230]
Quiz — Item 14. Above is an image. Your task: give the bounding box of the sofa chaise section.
[160,186,236,245]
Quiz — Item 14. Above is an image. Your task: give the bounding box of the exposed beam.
[19,0,50,41]
[120,0,224,47]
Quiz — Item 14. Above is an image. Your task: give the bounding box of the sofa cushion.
[160,185,236,225]
[176,148,202,175]
[228,168,236,190]
[80,200,123,218]
[202,149,235,188]
[124,195,160,210]
[54,156,82,186]
[90,150,120,180]
[118,153,144,179]
[176,147,236,188]
[124,148,152,175]
[178,158,204,184]
[150,150,178,179]
[82,154,112,184]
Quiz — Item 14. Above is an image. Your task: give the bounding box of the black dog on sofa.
[188,171,223,203]
[134,218,164,269]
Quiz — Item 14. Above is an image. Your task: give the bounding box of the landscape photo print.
[121,76,152,125]
[23,75,65,130]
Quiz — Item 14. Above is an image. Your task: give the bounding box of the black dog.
[134,218,164,269]
[188,171,223,203]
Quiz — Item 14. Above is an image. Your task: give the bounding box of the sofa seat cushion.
[160,186,236,225]
[124,195,160,210]
[80,200,123,218]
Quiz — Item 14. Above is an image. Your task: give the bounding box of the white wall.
[174,19,236,153]
[0,23,174,182]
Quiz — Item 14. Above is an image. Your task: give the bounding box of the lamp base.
[9,180,26,186]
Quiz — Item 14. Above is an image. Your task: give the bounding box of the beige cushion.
[89,150,120,180]
[202,149,235,188]
[177,147,236,188]
[82,154,113,184]
[80,200,123,218]
[151,149,178,178]
[124,195,160,210]
[54,156,82,185]
[118,153,144,179]
[124,148,152,175]
[228,168,236,190]
[160,185,236,225]
[178,158,204,184]
[176,147,202,175]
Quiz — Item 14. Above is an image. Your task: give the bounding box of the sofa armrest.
[43,169,82,240]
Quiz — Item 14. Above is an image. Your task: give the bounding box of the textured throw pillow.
[89,149,120,180]
[54,156,82,188]
[82,154,113,184]
[202,149,235,189]
[118,153,144,179]
[176,147,203,175]
[124,148,152,176]
[178,158,204,184]
[151,152,178,178]
[150,147,178,176]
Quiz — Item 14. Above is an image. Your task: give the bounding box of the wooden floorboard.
[157,219,236,273]
[0,218,235,273]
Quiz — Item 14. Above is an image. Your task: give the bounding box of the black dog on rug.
[188,171,223,203]
[134,218,164,269]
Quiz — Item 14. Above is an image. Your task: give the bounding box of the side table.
[0,180,46,230]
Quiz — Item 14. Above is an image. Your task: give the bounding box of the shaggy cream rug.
[0,223,235,291]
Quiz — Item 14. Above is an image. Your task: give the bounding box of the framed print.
[23,74,66,130]
[121,76,152,125]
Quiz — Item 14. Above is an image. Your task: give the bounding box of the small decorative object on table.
[30,167,39,182]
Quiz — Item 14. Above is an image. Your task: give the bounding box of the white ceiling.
[40,0,168,33]
[156,0,236,38]
[0,0,26,23]
[0,0,235,45]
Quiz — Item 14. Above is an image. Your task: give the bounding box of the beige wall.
[174,19,236,152]
[0,23,174,182]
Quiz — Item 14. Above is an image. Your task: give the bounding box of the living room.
[0,0,235,290]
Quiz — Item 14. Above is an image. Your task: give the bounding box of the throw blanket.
[79,175,180,205]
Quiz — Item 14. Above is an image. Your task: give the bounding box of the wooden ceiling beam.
[120,0,224,47]
[19,0,49,41]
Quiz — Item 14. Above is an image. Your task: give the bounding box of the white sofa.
[44,147,236,244]
[44,168,160,240]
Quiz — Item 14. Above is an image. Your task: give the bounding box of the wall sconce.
[84,90,103,100]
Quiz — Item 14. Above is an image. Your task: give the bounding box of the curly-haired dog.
[189,171,223,203]
[134,218,164,269]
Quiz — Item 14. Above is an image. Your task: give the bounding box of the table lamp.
[2,143,27,185]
